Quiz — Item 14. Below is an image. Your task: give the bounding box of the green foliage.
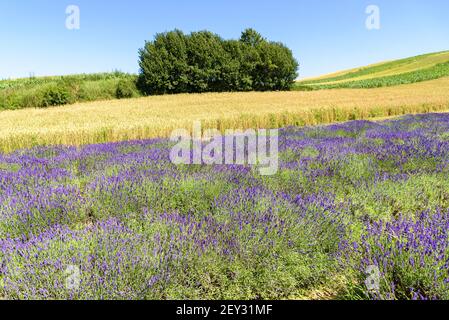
[138,28,299,94]
[0,72,140,110]
[240,28,264,47]
[116,79,138,99]
[335,155,377,186]
[341,173,449,220]
[0,162,21,172]
[40,84,72,107]
[137,29,190,94]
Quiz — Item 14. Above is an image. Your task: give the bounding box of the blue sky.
[0,0,448,79]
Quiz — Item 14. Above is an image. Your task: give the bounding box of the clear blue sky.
[1,0,448,79]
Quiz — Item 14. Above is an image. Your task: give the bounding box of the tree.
[240,28,264,47]
[239,28,298,91]
[253,41,299,91]
[138,29,189,95]
[185,31,230,92]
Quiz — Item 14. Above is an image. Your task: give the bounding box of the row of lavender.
[1,113,449,299]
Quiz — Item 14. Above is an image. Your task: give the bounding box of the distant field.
[296,50,449,89]
[1,76,449,153]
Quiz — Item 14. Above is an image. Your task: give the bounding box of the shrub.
[60,77,82,100]
[21,91,44,109]
[116,79,137,99]
[40,85,72,107]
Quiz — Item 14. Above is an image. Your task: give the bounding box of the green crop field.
[295,50,449,90]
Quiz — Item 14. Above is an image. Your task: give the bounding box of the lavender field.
[1,113,449,300]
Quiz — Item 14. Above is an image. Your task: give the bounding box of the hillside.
[295,50,449,90]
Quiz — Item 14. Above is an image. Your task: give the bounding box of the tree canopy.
[138,29,298,95]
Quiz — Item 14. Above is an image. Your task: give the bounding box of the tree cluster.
[138,29,298,94]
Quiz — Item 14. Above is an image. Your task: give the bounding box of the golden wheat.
[1,77,449,153]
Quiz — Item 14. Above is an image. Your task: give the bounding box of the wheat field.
[1,76,449,153]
